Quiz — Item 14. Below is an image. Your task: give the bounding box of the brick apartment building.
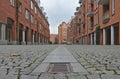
[0,0,50,45]
[50,34,58,44]
[68,0,120,45]
[58,22,68,44]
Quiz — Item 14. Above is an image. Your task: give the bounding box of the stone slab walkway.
[33,46,87,74]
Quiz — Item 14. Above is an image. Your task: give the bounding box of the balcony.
[79,0,85,5]
[79,0,82,3]
[81,19,85,24]
[103,10,110,24]
[98,0,109,5]
[76,7,80,11]
[90,0,94,4]
[89,23,94,30]
[87,11,94,17]
[74,12,77,15]
[103,17,110,24]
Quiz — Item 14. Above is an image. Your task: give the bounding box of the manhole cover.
[46,63,73,73]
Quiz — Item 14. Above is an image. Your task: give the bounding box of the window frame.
[25,9,29,20]
[10,0,14,6]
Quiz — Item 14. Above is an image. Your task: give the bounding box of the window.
[10,0,14,6]
[31,15,34,23]
[19,3,22,12]
[25,9,29,19]
[112,0,115,15]
[31,1,34,9]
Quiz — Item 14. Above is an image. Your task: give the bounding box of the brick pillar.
[12,23,17,44]
[27,29,31,45]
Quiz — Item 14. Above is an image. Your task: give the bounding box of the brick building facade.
[69,0,120,45]
[0,0,50,45]
[50,34,58,44]
[58,22,68,44]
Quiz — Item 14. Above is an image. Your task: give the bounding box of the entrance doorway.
[106,27,111,45]
[114,23,119,45]
[19,24,23,45]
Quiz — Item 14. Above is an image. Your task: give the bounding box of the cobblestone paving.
[0,45,120,79]
[65,45,120,79]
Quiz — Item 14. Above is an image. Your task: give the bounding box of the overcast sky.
[41,0,79,34]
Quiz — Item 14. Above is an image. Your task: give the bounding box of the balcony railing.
[87,11,94,17]
[98,0,109,5]
[103,17,110,24]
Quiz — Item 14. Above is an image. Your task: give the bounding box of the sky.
[40,0,79,34]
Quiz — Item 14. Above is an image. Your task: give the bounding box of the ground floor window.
[6,18,13,42]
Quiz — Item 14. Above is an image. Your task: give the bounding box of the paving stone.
[54,74,66,79]
[102,74,120,79]
[21,75,38,79]
[39,73,53,79]
[87,74,101,79]
[68,75,87,79]
[115,70,120,75]
[0,45,120,78]
[102,70,115,74]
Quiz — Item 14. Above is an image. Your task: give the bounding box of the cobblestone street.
[0,45,120,79]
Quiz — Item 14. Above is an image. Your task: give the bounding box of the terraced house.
[0,0,50,45]
[69,0,120,45]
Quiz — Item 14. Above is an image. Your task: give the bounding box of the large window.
[31,15,34,24]
[31,1,34,9]
[25,9,29,19]
[10,0,14,6]
[19,3,22,12]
